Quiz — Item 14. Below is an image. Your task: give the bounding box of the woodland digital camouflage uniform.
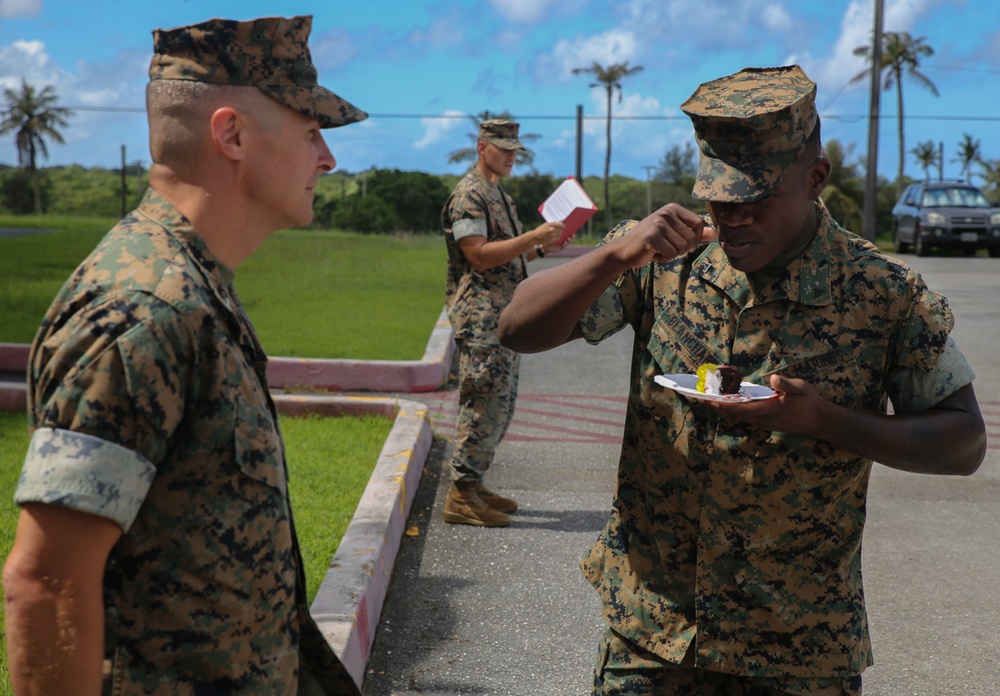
[577,201,975,683]
[17,190,357,694]
[442,165,527,481]
[13,14,365,694]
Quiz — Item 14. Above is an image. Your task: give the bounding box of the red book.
[538,176,597,244]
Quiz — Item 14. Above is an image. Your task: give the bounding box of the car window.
[921,187,992,208]
[945,187,990,207]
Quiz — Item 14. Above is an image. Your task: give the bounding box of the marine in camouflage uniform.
[5,15,366,696]
[441,119,566,527]
[496,66,986,694]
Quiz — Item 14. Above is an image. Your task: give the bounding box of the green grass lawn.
[0,215,447,360]
[0,409,392,691]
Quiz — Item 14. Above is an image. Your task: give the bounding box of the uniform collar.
[134,188,236,287]
[692,200,838,308]
[468,166,501,190]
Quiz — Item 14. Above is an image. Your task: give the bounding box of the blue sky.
[2,0,999,188]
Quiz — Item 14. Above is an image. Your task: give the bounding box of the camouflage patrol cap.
[149,15,367,129]
[479,119,524,150]
[680,65,818,202]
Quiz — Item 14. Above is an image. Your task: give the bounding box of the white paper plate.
[654,373,776,403]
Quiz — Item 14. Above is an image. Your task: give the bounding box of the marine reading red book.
[538,176,597,244]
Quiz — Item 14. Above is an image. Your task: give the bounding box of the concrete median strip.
[266,306,455,393]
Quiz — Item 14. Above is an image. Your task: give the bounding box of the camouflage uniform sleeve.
[453,218,487,240]
[888,336,976,413]
[579,220,641,344]
[20,295,193,530]
[16,428,156,531]
[885,275,975,412]
[446,183,489,239]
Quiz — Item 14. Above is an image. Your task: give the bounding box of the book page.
[540,178,595,223]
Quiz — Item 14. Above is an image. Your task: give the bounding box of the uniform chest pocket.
[770,344,872,408]
[233,383,286,495]
[646,311,722,375]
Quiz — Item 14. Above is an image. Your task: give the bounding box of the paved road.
[363,252,1000,696]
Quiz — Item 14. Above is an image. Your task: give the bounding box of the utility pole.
[642,166,656,216]
[120,145,127,218]
[862,0,884,243]
[575,105,583,183]
[577,104,593,237]
[135,160,144,206]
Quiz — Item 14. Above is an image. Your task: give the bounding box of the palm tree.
[447,110,539,169]
[0,78,74,213]
[911,140,939,181]
[572,61,643,230]
[851,31,938,200]
[953,133,983,184]
[979,159,1000,202]
[821,139,865,232]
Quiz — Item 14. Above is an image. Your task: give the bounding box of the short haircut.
[146,81,282,170]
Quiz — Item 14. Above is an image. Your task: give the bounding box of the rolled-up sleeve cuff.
[15,428,156,532]
[579,284,627,345]
[453,218,487,240]
[888,337,977,412]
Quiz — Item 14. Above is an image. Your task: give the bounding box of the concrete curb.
[266,306,455,393]
[0,381,26,411]
[274,393,433,689]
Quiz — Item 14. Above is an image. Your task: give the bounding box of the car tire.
[892,222,909,254]
[915,234,930,257]
[989,247,1000,258]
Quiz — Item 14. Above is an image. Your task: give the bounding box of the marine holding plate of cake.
[498,65,986,694]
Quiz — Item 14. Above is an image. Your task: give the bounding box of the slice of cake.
[696,363,744,396]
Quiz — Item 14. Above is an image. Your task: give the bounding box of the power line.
[57,105,1000,124]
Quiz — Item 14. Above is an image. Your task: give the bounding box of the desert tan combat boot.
[442,481,510,527]
[474,482,518,513]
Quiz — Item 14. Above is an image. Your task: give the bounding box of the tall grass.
[0,216,447,360]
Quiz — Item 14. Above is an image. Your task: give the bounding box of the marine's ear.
[209,106,245,162]
[807,156,831,200]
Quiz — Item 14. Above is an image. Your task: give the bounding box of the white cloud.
[0,40,69,93]
[488,0,563,23]
[543,29,639,84]
[413,109,466,150]
[884,0,940,32]
[805,0,941,111]
[0,0,41,19]
[406,11,465,49]
[311,29,359,71]
[761,4,793,32]
[578,89,681,171]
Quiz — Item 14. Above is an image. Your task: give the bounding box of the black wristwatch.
[535,244,545,258]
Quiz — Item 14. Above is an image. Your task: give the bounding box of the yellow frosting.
[696,363,718,393]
